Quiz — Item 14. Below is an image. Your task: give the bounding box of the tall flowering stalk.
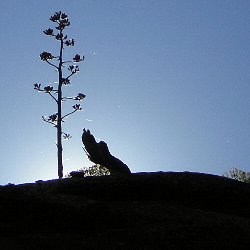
[34,11,85,178]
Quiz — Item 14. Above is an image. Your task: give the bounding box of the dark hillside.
[0,172,250,249]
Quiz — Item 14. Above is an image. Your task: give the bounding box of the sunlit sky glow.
[0,0,250,184]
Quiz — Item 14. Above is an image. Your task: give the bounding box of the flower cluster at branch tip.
[48,114,58,122]
[75,93,86,101]
[73,54,84,62]
[42,114,58,127]
[49,12,61,22]
[34,83,41,91]
[44,85,53,93]
[43,28,53,36]
[40,51,54,61]
[68,65,79,74]
[49,11,70,31]
[72,104,82,111]
[63,133,72,140]
[61,78,70,85]
[65,39,74,46]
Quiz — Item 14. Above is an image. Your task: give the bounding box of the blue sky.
[0,0,250,184]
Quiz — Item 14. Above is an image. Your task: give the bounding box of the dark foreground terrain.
[0,172,250,249]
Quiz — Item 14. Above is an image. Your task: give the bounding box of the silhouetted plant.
[223,168,250,183]
[34,11,85,178]
[67,164,110,177]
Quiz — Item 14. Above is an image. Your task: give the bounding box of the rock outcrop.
[82,129,131,175]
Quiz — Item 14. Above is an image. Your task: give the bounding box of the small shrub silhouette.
[223,167,250,183]
[68,164,110,177]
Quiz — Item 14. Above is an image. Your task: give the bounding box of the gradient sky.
[0,0,250,184]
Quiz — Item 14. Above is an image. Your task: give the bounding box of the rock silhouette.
[82,129,131,175]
